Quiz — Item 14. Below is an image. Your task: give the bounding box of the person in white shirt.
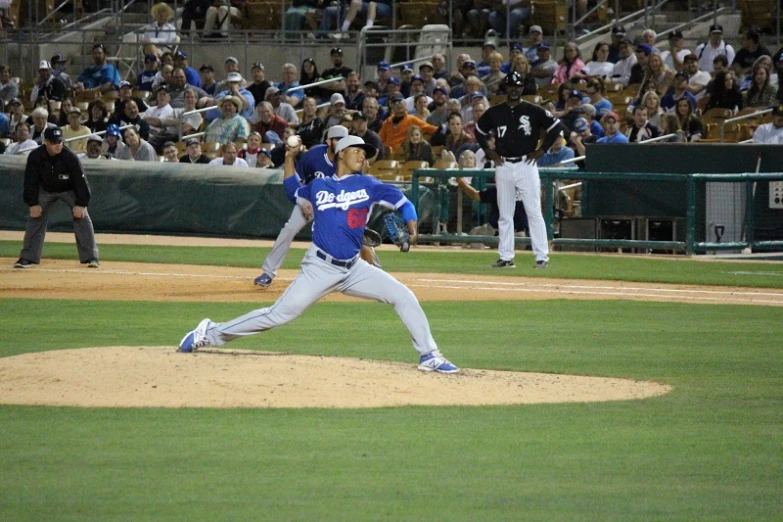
[143,86,176,151]
[139,3,178,48]
[751,105,783,144]
[694,24,735,74]
[610,38,638,87]
[209,142,249,167]
[660,30,690,72]
[4,122,38,156]
[683,53,712,100]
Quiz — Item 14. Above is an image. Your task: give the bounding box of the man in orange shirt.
[378,93,438,152]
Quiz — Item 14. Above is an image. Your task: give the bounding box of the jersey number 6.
[347,208,369,229]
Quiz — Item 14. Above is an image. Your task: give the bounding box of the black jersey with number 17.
[474,100,560,157]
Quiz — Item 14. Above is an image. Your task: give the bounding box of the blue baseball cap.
[511,42,524,52]
[568,89,583,99]
[433,85,448,95]
[106,123,121,137]
[144,54,158,62]
[537,41,551,50]
[470,92,484,100]
[258,148,272,157]
[411,74,424,83]
[391,93,405,102]
[574,118,589,133]
[174,50,187,59]
[377,61,391,71]
[388,76,400,85]
[635,43,653,55]
[401,63,413,73]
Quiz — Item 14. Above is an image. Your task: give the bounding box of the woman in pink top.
[552,42,585,85]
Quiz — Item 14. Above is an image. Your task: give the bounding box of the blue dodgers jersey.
[292,175,410,260]
[296,144,336,185]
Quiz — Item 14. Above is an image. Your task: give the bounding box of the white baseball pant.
[494,159,549,263]
[261,205,311,277]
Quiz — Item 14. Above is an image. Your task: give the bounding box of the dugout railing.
[409,168,783,255]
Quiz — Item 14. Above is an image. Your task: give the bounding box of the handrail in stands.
[720,108,772,142]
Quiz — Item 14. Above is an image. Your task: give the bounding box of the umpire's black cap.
[44,127,64,143]
[505,71,525,87]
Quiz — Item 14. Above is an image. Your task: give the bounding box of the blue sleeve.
[372,179,412,212]
[399,200,417,222]
[284,175,304,203]
[104,66,120,87]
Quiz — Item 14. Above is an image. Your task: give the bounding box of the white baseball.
[286,135,301,148]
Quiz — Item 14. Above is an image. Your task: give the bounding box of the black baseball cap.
[331,47,343,55]
[44,127,64,142]
[352,111,367,121]
[199,63,214,72]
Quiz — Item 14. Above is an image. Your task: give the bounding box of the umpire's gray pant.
[261,205,311,276]
[19,189,99,264]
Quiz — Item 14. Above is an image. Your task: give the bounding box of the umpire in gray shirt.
[14,127,99,268]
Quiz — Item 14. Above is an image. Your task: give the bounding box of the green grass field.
[1,241,782,521]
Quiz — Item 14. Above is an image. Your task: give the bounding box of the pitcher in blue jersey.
[178,135,459,374]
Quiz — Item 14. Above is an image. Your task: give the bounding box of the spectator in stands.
[660,30,689,72]
[412,94,431,121]
[405,75,432,113]
[401,124,433,165]
[362,96,383,133]
[255,148,274,168]
[481,51,506,97]
[210,71,254,121]
[285,0,319,36]
[296,96,324,148]
[321,47,352,97]
[694,24,735,74]
[597,112,629,143]
[625,106,659,142]
[531,42,558,89]
[173,51,202,88]
[31,61,66,104]
[117,127,157,161]
[705,71,743,113]
[204,0,243,38]
[744,61,778,109]
[610,38,637,87]
[85,99,110,134]
[199,64,218,96]
[476,41,496,77]
[444,113,474,155]
[78,135,110,160]
[414,61,436,97]
[277,63,304,108]
[162,141,179,162]
[179,137,210,163]
[4,122,38,156]
[114,81,149,120]
[209,142,248,166]
[75,44,120,94]
[252,100,287,142]
[640,90,664,129]
[751,104,783,144]
[431,54,448,81]
[374,60,392,93]
[461,90,489,124]
[378,76,402,110]
[181,0,212,38]
[33,98,57,124]
[204,96,249,144]
[152,64,174,92]
[628,43,652,86]
[137,54,159,92]
[660,71,697,112]
[7,98,29,136]
[573,42,612,81]
[160,52,175,69]
[324,93,350,128]
[498,55,536,96]
[426,85,450,127]
[429,98,463,147]
[102,124,127,158]
[0,64,18,103]
[50,54,73,90]
[607,25,627,64]
[167,87,203,136]
[242,64,269,111]
[682,53,711,100]
[54,97,74,127]
[334,0,394,38]
[379,93,437,152]
[466,1,492,40]
[363,80,379,100]
[658,113,685,142]
[581,78,610,119]
[578,104,604,138]
[143,86,177,151]
[350,111,382,162]
[216,57,244,93]
[140,3,178,48]
[558,89,587,131]
[317,0,350,38]
[489,1,530,39]
[569,117,597,162]
[236,131,263,167]
[641,29,658,52]
[0,99,8,139]
[537,131,575,167]
[299,58,325,102]
[30,107,57,144]
[264,86,299,127]
[464,100,486,139]
[674,97,702,141]
[643,52,674,95]
[112,99,151,140]
[553,42,586,85]
[343,72,365,112]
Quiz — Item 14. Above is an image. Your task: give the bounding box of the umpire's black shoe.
[13,259,33,269]
[491,259,515,268]
[535,260,548,269]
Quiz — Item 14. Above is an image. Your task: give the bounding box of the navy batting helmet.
[505,71,525,87]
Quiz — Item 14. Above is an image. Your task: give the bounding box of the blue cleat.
[254,273,273,287]
[178,318,213,353]
[418,351,460,374]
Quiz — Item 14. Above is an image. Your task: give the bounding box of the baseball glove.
[383,214,411,252]
[363,228,382,248]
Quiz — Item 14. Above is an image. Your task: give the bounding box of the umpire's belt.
[316,249,358,269]
[502,156,524,163]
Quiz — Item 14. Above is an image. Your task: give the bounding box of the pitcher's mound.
[0,347,671,408]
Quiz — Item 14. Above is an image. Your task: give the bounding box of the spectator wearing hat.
[263,86,299,127]
[49,55,73,90]
[628,43,653,86]
[500,42,522,75]
[0,64,19,104]
[531,42,558,89]
[199,63,218,95]
[75,44,120,94]
[405,74,433,114]
[418,61,438,96]
[660,71,697,112]
[78,135,109,160]
[558,89,586,131]
[14,126,99,270]
[100,123,125,158]
[321,47,352,96]
[350,111,382,163]
[117,126,158,161]
[141,3,178,47]
[751,104,783,144]
[660,30,690,73]
[375,60,393,94]
[683,53,711,100]
[343,71,365,112]
[137,54,160,92]
[7,97,29,137]
[324,92,350,129]
[625,105,660,142]
[246,63,271,108]
[177,138,207,164]
[207,71,253,122]
[4,122,38,156]
[379,93,437,152]
[204,0,244,38]
[537,131,575,167]
[610,38,637,87]
[488,0,531,40]
[214,57,246,94]
[477,41,497,77]
[209,142,248,167]
[31,61,67,104]
[460,86,490,125]
[426,85,451,127]
[608,25,627,64]
[252,101,288,143]
[296,96,325,148]
[378,76,402,110]
[522,26,544,61]
[732,30,771,78]
[694,24,735,74]
[204,95,249,144]
[255,147,274,168]
[113,81,149,121]
[162,140,180,162]
[553,41,586,85]
[399,64,415,98]
[143,86,177,151]
[568,117,597,166]
[596,112,629,143]
[173,51,202,88]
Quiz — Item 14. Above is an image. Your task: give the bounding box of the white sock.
[365,20,374,28]
[341,20,350,32]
